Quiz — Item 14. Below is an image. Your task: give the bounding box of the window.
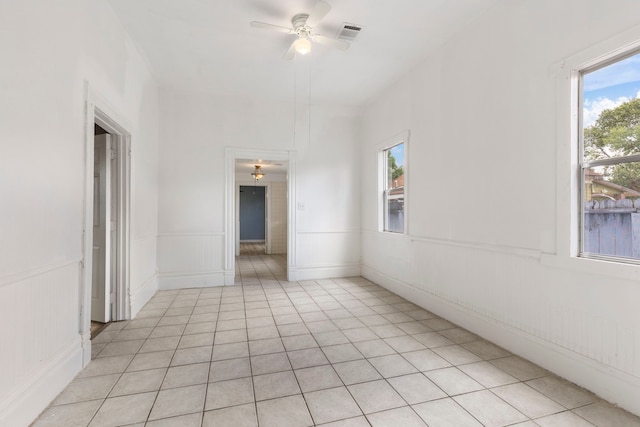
[382,142,405,233]
[579,50,640,263]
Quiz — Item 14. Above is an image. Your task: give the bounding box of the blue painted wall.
[239,186,266,240]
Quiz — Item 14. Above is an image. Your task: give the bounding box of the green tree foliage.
[387,150,404,180]
[585,98,640,191]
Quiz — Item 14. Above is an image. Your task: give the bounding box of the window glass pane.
[583,161,640,259]
[384,143,404,233]
[583,162,640,259]
[583,53,640,162]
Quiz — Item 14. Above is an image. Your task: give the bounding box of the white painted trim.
[158,271,226,289]
[225,147,296,282]
[132,234,159,241]
[0,337,82,427]
[81,332,92,368]
[265,182,271,255]
[376,130,410,234]
[130,273,158,317]
[288,156,297,274]
[541,252,640,281]
[290,263,361,281]
[549,23,640,278]
[159,270,226,277]
[361,263,640,417]
[94,109,131,323]
[406,233,541,260]
[158,232,225,237]
[82,82,95,361]
[224,270,235,286]
[0,259,82,287]
[83,82,132,366]
[296,230,361,234]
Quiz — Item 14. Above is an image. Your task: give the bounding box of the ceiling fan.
[250,0,350,60]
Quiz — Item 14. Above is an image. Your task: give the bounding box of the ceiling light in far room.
[251,165,265,181]
[294,36,312,55]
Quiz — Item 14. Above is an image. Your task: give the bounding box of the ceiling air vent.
[337,23,363,42]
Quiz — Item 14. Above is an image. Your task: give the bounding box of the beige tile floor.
[33,254,640,427]
[239,242,266,256]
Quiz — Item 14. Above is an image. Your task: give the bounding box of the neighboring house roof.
[391,174,404,189]
[389,174,404,196]
[592,179,640,198]
[585,170,640,199]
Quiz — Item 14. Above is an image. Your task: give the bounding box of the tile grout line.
[45,254,635,427]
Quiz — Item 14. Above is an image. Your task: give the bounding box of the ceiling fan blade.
[312,34,350,51]
[305,0,331,28]
[283,41,297,60]
[250,21,295,34]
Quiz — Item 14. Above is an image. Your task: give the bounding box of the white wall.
[158,87,361,287]
[0,1,159,425]
[361,0,640,417]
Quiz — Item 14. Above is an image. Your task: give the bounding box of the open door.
[91,134,114,323]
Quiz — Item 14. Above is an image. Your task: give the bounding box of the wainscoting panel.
[157,233,225,288]
[293,231,361,280]
[130,235,158,316]
[361,230,640,416]
[0,261,83,426]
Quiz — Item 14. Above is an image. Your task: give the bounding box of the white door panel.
[109,143,117,321]
[91,134,111,323]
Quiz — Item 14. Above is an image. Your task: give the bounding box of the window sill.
[380,230,407,237]
[540,252,640,282]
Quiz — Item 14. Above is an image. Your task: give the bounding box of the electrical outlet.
[297,202,305,211]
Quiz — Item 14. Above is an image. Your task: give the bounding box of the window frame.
[545,24,640,279]
[547,24,640,415]
[378,132,409,234]
[578,49,640,265]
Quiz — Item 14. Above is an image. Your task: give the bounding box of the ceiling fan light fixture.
[294,37,312,55]
[251,165,265,181]
[250,1,351,60]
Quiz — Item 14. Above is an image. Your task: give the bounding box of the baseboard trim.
[224,270,235,286]
[158,271,225,290]
[361,264,640,417]
[290,264,361,281]
[0,336,82,427]
[130,273,158,317]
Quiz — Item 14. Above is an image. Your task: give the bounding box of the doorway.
[82,106,131,346]
[239,185,266,255]
[90,125,117,334]
[224,148,296,284]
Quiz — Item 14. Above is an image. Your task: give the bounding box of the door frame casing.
[81,83,132,365]
[224,148,296,284]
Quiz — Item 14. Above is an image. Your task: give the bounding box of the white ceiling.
[236,159,287,174]
[108,0,499,107]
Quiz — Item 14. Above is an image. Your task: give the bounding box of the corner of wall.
[130,273,159,317]
[361,264,640,417]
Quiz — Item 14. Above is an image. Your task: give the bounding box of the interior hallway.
[239,242,268,256]
[33,255,640,427]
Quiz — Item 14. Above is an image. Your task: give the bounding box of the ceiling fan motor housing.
[292,13,310,31]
